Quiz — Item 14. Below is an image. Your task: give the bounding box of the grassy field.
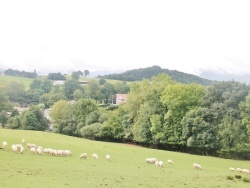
[1,129,250,188]
[0,75,34,90]
[0,75,127,91]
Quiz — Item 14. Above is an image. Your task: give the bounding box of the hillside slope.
[1,129,250,187]
[98,65,214,85]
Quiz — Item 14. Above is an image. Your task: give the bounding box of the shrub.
[80,123,102,140]
[242,177,250,183]
[235,175,242,179]
[226,176,234,180]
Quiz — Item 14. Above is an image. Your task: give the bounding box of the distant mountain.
[89,70,123,78]
[98,65,214,85]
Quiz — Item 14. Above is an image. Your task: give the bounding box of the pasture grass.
[0,75,34,90]
[0,129,250,188]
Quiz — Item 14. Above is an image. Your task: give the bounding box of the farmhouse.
[53,80,65,85]
[79,81,88,85]
[115,94,127,105]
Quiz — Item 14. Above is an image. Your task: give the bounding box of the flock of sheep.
[2,140,250,174]
[229,167,250,174]
[2,140,111,162]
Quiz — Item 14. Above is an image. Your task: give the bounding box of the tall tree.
[84,80,101,101]
[161,83,205,148]
[84,70,89,77]
[63,80,82,99]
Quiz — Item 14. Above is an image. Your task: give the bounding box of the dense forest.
[1,72,250,160]
[98,65,214,85]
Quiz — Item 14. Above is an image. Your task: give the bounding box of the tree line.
[4,69,37,78]
[1,73,250,159]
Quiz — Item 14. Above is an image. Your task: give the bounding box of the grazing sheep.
[22,139,25,144]
[229,167,235,172]
[30,147,36,154]
[193,163,201,170]
[145,158,157,164]
[65,150,72,156]
[243,169,250,174]
[167,159,173,164]
[236,168,243,173]
[92,153,98,159]
[80,153,87,159]
[11,144,18,153]
[2,141,7,149]
[27,143,36,148]
[16,144,23,151]
[37,148,43,155]
[105,154,111,161]
[20,146,24,154]
[57,150,64,156]
[158,161,164,167]
[155,160,159,167]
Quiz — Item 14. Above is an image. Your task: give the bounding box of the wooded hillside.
[98,65,214,85]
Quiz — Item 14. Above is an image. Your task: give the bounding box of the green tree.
[77,99,98,125]
[0,111,8,127]
[101,83,115,104]
[0,91,12,112]
[30,79,42,90]
[73,89,84,101]
[85,111,100,125]
[5,81,26,104]
[50,100,68,124]
[80,123,102,140]
[99,109,125,141]
[77,70,83,77]
[99,78,106,85]
[84,80,101,100]
[21,106,49,131]
[161,83,205,147]
[63,79,82,99]
[84,70,89,77]
[71,71,80,80]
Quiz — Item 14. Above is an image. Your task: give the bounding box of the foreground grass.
[0,129,250,188]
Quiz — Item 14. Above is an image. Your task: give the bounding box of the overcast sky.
[0,0,250,76]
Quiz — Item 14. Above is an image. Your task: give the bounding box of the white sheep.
[11,144,18,153]
[57,150,64,156]
[229,167,235,172]
[236,168,243,173]
[155,160,159,166]
[22,139,25,144]
[65,150,72,156]
[242,169,250,174]
[30,147,36,154]
[27,143,36,148]
[80,153,87,159]
[37,148,43,155]
[167,159,173,164]
[2,141,7,149]
[16,144,23,151]
[20,146,24,154]
[158,161,164,167]
[145,158,157,164]
[193,163,201,170]
[105,154,111,161]
[92,153,98,159]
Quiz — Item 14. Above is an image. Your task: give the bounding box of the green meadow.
[0,75,127,91]
[1,129,250,188]
[0,75,34,90]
